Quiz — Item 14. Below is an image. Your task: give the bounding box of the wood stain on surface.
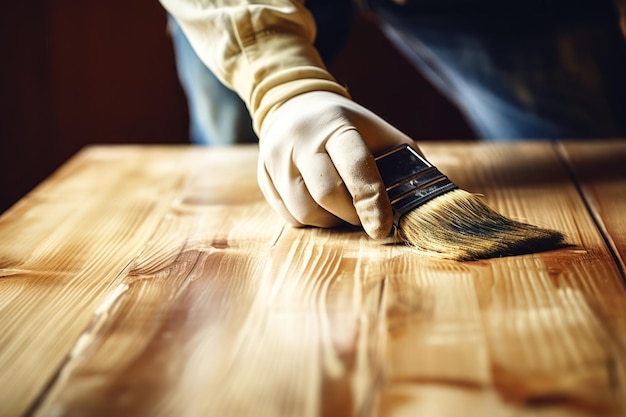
[0,142,625,417]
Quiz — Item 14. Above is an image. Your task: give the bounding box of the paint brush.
[374,144,565,261]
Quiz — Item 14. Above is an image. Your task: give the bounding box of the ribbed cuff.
[228,28,351,134]
[252,68,351,134]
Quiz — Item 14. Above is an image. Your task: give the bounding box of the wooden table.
[1,141,625,417]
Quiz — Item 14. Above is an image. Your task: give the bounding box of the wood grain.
[1,142,625,417]
[378,142,626,417]
[0,146,237,416]
[32,146,388,417]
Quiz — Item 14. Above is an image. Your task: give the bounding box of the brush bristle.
[397,189,565,261]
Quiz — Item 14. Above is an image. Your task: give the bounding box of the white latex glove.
[257,91,419,240]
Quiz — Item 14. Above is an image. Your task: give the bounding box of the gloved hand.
[257,91,418,240]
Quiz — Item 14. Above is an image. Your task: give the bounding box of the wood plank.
[0,145,229,417]
[378,142,626,416]
[558,140,626,276]
[33,149,388,416]
[2,142,625,417]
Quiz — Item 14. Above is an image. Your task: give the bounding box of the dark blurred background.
[0,1,474,214]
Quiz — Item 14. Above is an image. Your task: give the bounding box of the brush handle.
[375,145,458,224]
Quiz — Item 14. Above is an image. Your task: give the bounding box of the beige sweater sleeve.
[159,0,351,134]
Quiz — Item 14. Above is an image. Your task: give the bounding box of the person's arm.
[159,1,347,132]
[160,0,417,239]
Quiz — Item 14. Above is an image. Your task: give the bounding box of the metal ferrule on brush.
[375,145,458,225]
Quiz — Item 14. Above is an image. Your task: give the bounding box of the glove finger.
[325,128,393,239]
[257,159,302,227]
[296,152,360,226]
[259,156,344,228]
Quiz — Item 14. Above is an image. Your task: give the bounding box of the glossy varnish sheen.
[0,142,625,417]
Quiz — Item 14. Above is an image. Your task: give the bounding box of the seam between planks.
[553,141,626,285]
